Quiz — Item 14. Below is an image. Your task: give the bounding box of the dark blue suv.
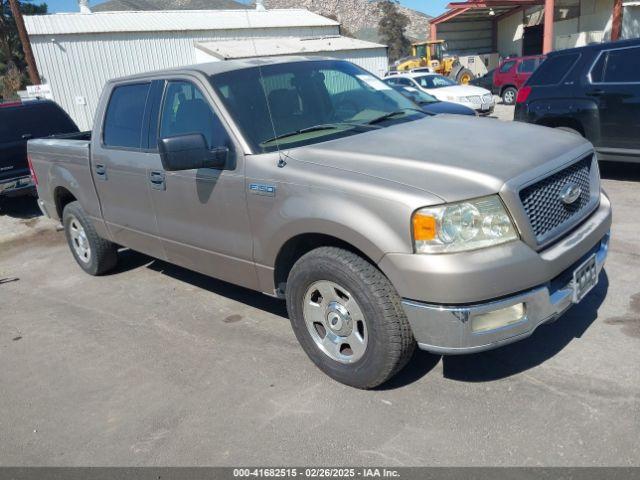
[515,38,640,164]
[1,100,78,197]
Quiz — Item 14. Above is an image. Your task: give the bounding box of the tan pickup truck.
[28,57,611,388]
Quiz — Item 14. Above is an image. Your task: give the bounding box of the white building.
[24,8,388,130]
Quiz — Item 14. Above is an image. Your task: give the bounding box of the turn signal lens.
[413,213,436,241]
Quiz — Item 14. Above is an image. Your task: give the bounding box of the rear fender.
[531,98,600,145]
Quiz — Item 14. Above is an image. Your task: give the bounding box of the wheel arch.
[272,230,387,296]
[536,116,586,137]
[53,186,77,220]
[500,84,517,96]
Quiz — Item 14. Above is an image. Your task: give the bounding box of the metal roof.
[24,9,339,36]
[432,0,544,24]
[195,35,386,60]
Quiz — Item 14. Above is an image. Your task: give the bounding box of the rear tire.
[285,247,415,389]
[502,87,517,105]
[62,201,117,276]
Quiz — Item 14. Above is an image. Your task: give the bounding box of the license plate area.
[572,254,597,303]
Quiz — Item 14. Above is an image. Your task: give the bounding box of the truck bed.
[28,133,98,222]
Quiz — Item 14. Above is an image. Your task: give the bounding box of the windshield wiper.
[365,108,424,125]
[261,122,380,145]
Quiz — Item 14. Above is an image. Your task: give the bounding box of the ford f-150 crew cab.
[29,57,612,389]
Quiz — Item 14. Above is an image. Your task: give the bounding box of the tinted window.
[527,53,580,86]
[103,83,150,148]
[0,110,15,143]
[500,60,516,73]
[603,47,640,83]
[590,53,606,83]
[0,103,78,143]
[159,80,230,149]
[25,103,78,137]
[210,60,422,153]
[518,58,537,73]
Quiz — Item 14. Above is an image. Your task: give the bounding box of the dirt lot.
[1,129,639,465]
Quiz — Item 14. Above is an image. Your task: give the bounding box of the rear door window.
[527,53,580,86]
[602,47,640,83]
[499,60,516,73]
[518,58,538,73]
[103,83,151,149]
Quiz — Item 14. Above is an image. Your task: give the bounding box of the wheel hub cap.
[326,302,352,337]
[302,280,368,364]
[69,215,91,264]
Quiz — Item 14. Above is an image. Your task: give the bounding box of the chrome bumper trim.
[0,175,34,196]
[402,232,609,355]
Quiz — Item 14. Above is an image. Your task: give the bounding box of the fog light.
[472,303,525,333]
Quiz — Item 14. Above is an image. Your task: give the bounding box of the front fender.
[255,188,414,267]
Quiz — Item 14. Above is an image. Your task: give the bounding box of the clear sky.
[42,0,450,17]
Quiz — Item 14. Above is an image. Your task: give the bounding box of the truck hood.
[284,115,592,203]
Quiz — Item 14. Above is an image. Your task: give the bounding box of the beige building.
[431,0,639,59]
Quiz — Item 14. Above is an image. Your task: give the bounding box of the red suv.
[494,55,545,105]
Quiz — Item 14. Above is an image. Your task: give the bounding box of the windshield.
[414,74,457,89]
[209,60,425,153]
[400,87,438,104]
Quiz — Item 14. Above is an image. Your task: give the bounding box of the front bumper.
[476,103,495,116]
[402,232,609,355]
[0,175,35,197]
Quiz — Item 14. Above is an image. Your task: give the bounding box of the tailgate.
[0,141,28,183]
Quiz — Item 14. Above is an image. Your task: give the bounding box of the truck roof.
[107,55,336,84]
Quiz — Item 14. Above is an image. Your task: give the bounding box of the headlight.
[412,195,518,253]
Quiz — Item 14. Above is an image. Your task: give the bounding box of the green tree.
[0,0,47,99]
[377,0,410,62]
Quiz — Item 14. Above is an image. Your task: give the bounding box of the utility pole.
[611,0,623,41]
[7,0,40,85]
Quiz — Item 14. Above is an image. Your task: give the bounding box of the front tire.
[502,87,517,105]
[286,247,415,389]
[456,67,474,85]
[62,201,117,276]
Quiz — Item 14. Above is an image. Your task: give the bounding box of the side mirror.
[158,133,228,171]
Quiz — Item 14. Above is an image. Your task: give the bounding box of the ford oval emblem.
[560,183,582,205]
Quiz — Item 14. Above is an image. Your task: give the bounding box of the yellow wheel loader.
[393,40,475,85]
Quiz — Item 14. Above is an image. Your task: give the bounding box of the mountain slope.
[264,0,430,41]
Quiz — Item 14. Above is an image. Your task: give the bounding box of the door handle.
[149,170,165,191]
[95,163,107,181]
[21,133,33,140]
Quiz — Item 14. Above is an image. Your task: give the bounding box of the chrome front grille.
[519,155,593,245]
[482,93,493,103]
